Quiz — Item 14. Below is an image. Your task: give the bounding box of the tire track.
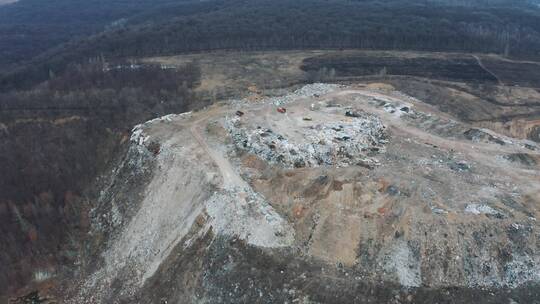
[473,55,504,86]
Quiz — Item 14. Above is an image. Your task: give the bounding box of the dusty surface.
[228,84,540,288]
[145,50,540,141]
[4,49,540,302]
[60,83,540,303]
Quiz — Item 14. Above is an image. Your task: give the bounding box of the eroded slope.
[68,84,540,303]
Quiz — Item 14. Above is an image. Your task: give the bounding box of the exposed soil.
[51,83,540,303]
[5,49,540,302]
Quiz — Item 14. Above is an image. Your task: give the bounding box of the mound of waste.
[464,128,506,145]
[227,111,387,168]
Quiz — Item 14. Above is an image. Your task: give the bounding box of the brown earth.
[4,49,540,302]
[48,83,540,303]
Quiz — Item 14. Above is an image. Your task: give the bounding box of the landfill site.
[57,82,540,303]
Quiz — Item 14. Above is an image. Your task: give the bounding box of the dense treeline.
[2,0,540,91]
[2,0,540,295]
[0,62,204,294]
[1,61,201,121]
[78,0,540,59]
[0,0,200,69]
[0,61,201,202]
[0,0,538,71]
[302,54,499,83]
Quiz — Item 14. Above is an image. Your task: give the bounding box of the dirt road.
[474,54,504,86]
[190,110,249,190]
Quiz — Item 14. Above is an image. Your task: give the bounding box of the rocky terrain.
[37,83,539,303]
[3,50,540,303]
[3,0,540,301]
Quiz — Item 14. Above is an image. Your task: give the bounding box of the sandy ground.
[70,83,540,302]
[215,84,540,287]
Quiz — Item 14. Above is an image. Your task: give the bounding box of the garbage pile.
[227,112,387,168]
[228,83,341,107]
[272,83,342,106]
[464,128,506,145]
[465,203,506,219]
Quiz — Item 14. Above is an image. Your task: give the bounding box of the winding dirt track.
[188,87,539,199]
[190,110,249,190]
[473,55,504,86]
[336,89,540,174]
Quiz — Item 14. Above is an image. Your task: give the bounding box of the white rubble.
[130,112,192,146]
[205,188,294,248]
[130,124,149,146]
[465,203,505,217]
[226,111,387,168]
[272,83,342,106]
[382,240,422,287]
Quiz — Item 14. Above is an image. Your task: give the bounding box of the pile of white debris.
[270,83,342,106]
[227,111,388,168]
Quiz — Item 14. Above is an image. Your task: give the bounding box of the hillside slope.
[3,50,540,300]
[59,83,540,303]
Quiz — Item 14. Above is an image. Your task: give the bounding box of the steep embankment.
[0,62,202,298]
[62,84,540,303]
[68,109,294,303]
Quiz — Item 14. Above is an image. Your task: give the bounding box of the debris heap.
[227,111,387,168]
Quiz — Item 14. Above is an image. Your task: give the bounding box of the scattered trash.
[503,153,537,166]
[500,196,535,218]
[383,104,396,113]
[236,110,245,117]
[465,203,505,218]
[510,223,524,231]
[277,107,287,114]
[400,106,410,113]
[464,129,505,145]
[326,101,342,108]
[147,141,161,156]
[9,291,52,304]
[303,117,313,121]
[345,110,362,118]
[131,125,150,146]
[449,161,471,172]
[523,143,537,151]
[271,83,341,106]
[431,206,448,215]
[386,185,400,196]
[227,112,387,168]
